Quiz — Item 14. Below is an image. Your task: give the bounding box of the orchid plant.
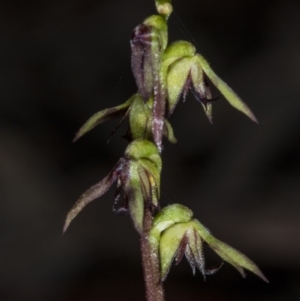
[63,1,268,300]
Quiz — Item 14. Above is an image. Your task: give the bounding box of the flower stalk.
[141,207,165,301]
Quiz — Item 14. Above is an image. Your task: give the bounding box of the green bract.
[150,204,268,282]
[63,140,162,234]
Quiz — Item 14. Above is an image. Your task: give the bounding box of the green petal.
[63,159,124,233]
[73,96,134,142]
[195,54,258,123]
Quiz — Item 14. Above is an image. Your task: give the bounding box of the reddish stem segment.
[141,208,165,301]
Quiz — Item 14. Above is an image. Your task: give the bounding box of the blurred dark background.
[1,0,300,300]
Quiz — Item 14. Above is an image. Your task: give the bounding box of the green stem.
[141,207,165,301]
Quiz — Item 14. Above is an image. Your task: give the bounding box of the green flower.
[63,140,162,234]
[150,204,268,282]
[162,41,258,123]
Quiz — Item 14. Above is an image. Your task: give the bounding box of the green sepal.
[152,204,193,228]
[63,159,125,233]
[124,161,145,234]
[129,94,152,140]
[149,204,193,249]
[192,219,269,282]
[131,15,167,102]
[73,96,134,142]
[159,222,189,280]
[162,41,196,68]
[125,140,161,169]
[195,54,258,123]
[143,15,168,52]
[167,57,193,115]
[161,41,196,106]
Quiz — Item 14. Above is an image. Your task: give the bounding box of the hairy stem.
[141,207,165,301]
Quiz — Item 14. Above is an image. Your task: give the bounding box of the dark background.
[1,0,300,300]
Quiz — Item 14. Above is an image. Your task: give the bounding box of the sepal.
[195,54,258,123]
[73,97,134,142]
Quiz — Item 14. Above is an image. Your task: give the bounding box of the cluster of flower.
[63,0,267,283]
